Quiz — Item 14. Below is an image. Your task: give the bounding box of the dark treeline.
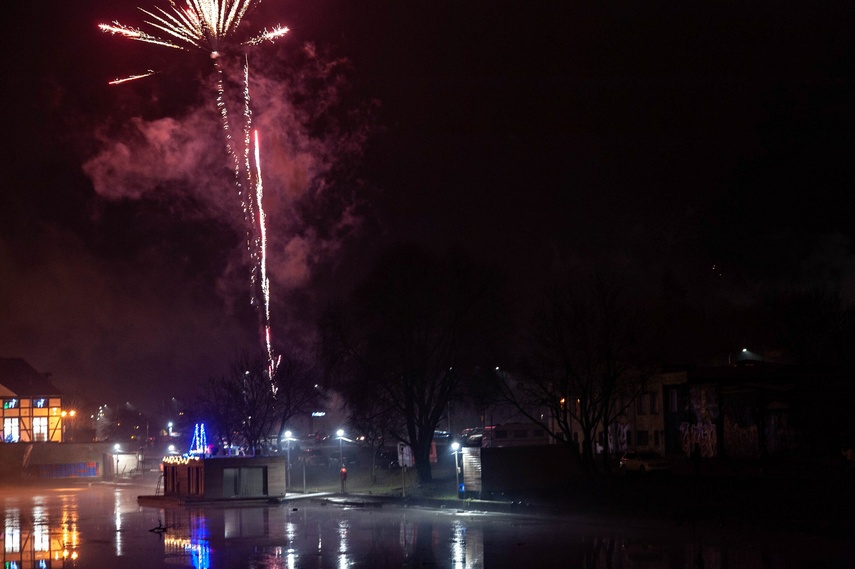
[170,242,855,482]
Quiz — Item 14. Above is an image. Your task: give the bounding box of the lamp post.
[284,430,292,493]
[336,429,345,467]
[61,410,76,442]
[337,429,346,493]
[114,443,121,478]
[451,442,461,499]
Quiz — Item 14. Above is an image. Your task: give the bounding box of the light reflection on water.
[0,484,851,568]
[1,490,80,568]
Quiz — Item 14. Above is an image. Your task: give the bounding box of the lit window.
[33,399,46,408]
[4,399,18,410]
[33,417,48,442]
[4,418,19,442]
[5,510,20,553]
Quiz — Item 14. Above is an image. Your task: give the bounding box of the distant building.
[160,455,287,500]
[0,358,64,443]
[662,361,800,459]
[482,422,550,448]
[607,372,670,456]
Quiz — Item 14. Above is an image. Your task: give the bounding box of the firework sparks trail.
[252,129,277,387]
[108,70,158,85]
[100,1,288,388]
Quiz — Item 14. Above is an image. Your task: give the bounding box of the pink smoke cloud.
[82,41,375,352]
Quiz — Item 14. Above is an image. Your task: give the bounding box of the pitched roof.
[0,358,62,397]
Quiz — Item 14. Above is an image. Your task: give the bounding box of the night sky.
[1,1,853,414]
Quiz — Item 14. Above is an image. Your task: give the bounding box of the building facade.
[161,455,287,500]
[0,359,64,443]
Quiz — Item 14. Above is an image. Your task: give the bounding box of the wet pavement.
[0,479,852,568]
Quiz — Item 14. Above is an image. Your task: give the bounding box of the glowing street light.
[451,442,461,499]
[284,430,293,492]
[61,410,76,442]
[114,443,121,478]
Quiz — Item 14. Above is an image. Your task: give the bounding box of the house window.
[3,399,18,410]
[4,418,19,442]
[33,399,47,409]
[33,519,49,552]
[650,393,659,414]
[636,396,646,415]
[33,417,48,442]
[4,515,20,553]
[637,430,649,446]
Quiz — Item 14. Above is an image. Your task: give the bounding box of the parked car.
[619,451,671,473]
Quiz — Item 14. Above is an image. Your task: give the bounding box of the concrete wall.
[480,445,580,495]
[165,456,287,499]
[0,442,114,479]
[208,456,287,499]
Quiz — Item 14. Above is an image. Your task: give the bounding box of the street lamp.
[451,442,461,499]
[284,430,293,492]
[61,410,76,442]
[336,429,345,467]
[114,443,121,478]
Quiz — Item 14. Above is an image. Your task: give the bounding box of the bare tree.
[273,353,325,452]
[320,244,506,483]
[197,374,240,453]
[501,274,649,476]
[346,384,399,483]
[204,354,280,455]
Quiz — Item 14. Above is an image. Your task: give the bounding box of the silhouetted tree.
[320,244,506,483]
[500,273,649,475]
[198,354,280,455]
[273,353,326,452]
[346,386,399,483]
[197,374,240,453]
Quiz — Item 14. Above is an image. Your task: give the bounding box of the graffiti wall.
[679,385,719,458]
[679,420,717,458]
[721,392,761,458]
[608,422,631,453]
[765,411,798,454]
[723,415,759,458]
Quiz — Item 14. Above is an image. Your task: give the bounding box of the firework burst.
[100,1,288,53]
[100,1,288,389]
